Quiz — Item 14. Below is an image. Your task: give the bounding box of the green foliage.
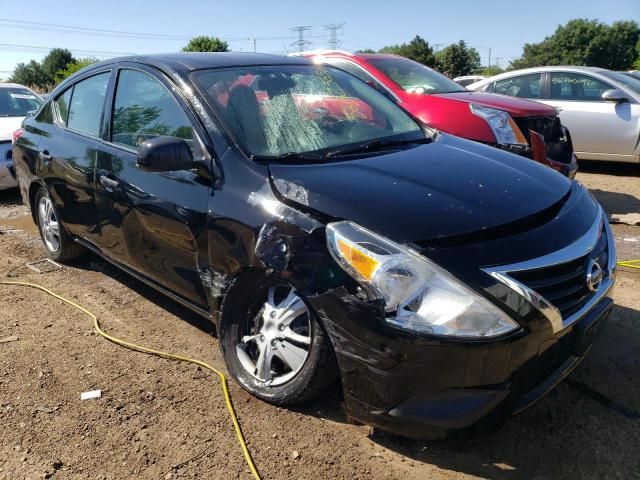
[435,41,481,77]
[479,66,504,76]
[41,48,74,82]
[633,38,640,70]
[9,60,48,89]
[379,35,437,67]
[10,48,77,89]
[54,58,99,83]
[355,48,376,54]
[182,36,229,53]
[510,19,640,70]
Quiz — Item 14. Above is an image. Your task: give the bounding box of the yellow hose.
[0,280,261,480]
[618,260,640,269]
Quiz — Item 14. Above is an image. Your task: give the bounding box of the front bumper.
[312,290,612,439]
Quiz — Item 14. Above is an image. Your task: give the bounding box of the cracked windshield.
[194,65,422,158]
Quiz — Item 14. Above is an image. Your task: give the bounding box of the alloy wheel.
[235,285,312,386]
[38,196,60,253]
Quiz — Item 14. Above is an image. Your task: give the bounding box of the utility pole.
[494,57,504,68]
[324,23,345,50]
[290,26,313,52]
[488,47,491,68]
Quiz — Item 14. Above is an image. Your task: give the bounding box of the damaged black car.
[13,53,616,439]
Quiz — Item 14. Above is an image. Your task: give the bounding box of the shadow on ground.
[578,161,640,178]
[71,253,216,337]
[589,189,640,216]
[0,187,22,205]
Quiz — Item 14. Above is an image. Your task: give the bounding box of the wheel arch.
[28,180,47,224]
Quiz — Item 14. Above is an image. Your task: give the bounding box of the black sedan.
[13,53,616,439]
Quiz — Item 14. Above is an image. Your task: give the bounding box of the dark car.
[13,53,616,439]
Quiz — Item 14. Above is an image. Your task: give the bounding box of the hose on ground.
[0,280,261,480]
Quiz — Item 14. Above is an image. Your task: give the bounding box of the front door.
[538,72,640,159]
[94,66,212,306]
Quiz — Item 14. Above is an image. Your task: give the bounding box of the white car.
[0,83,42,190]
[452,75,485,87]
[467,67,640,164]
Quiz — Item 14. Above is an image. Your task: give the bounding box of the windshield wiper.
[326,136,431,158]
[250,151,328,162]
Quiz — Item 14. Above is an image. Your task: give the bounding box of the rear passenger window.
[495,74,541,98]
[324,59,377,85]
[54,88,73,125]
[111,69,195,151]
[67,72,110,136]
[549,73,612,101]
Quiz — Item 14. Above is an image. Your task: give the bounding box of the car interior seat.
[550,81,563,99]
[227,84,266,152]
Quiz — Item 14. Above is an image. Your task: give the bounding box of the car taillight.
[12,128,24,144]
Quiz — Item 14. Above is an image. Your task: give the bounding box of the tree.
[510,19,640,70]
[355,48,376,54]
[379,35,437,67]
[9,60,47,89]
[435,41,481,77]
[54,58,98,83]
[634,38,640,69]
[41,48,75,83]
[479,66,504,77]
[182,36,229,52]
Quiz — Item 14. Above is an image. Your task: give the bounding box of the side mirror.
[601,89,628,103]
[137,136,194,172]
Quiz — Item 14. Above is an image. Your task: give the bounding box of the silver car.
[468,67,640,164]
[0,83,42,190]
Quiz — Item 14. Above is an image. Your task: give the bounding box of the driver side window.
[111,69,196,151]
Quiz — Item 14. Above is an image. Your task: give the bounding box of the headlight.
[326,221,519,338]
[469,104,527,146]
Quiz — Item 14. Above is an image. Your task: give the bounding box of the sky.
[1,0,639,80]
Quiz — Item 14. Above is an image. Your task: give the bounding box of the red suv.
[303,51,578,178]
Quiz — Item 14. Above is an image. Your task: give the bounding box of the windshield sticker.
[10,93,37,100]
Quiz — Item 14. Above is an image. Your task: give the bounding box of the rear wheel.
[35,188,84,262]
[220,278,338,405]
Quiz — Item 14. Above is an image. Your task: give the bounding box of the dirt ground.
[0,162,639,480]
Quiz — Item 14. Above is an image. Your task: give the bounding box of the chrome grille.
[483,207,616,333]
[509,226,608,319]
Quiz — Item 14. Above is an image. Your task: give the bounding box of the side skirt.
[75,238,213,321]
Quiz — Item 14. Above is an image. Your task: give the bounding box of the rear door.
[37,70,113,244]
[94,64,211,306]
[538,72,639,158]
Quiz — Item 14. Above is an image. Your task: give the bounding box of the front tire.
[35,188,84,262]
[220,277,338,405]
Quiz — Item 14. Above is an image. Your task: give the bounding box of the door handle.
[99,174,120,191]
[38,150,52,162]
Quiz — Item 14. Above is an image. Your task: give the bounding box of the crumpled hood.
[0,117,25,141]
[269,134,571,243]
[434,91,556,117]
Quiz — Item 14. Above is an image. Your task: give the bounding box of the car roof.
[88,52,312,72]
[296,50,402,61]
[477,65,610,82]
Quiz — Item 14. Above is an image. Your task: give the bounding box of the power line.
[324,23,345,49]
[0,17,250,41]
[0,43,136,57]
[290,26,313,52]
